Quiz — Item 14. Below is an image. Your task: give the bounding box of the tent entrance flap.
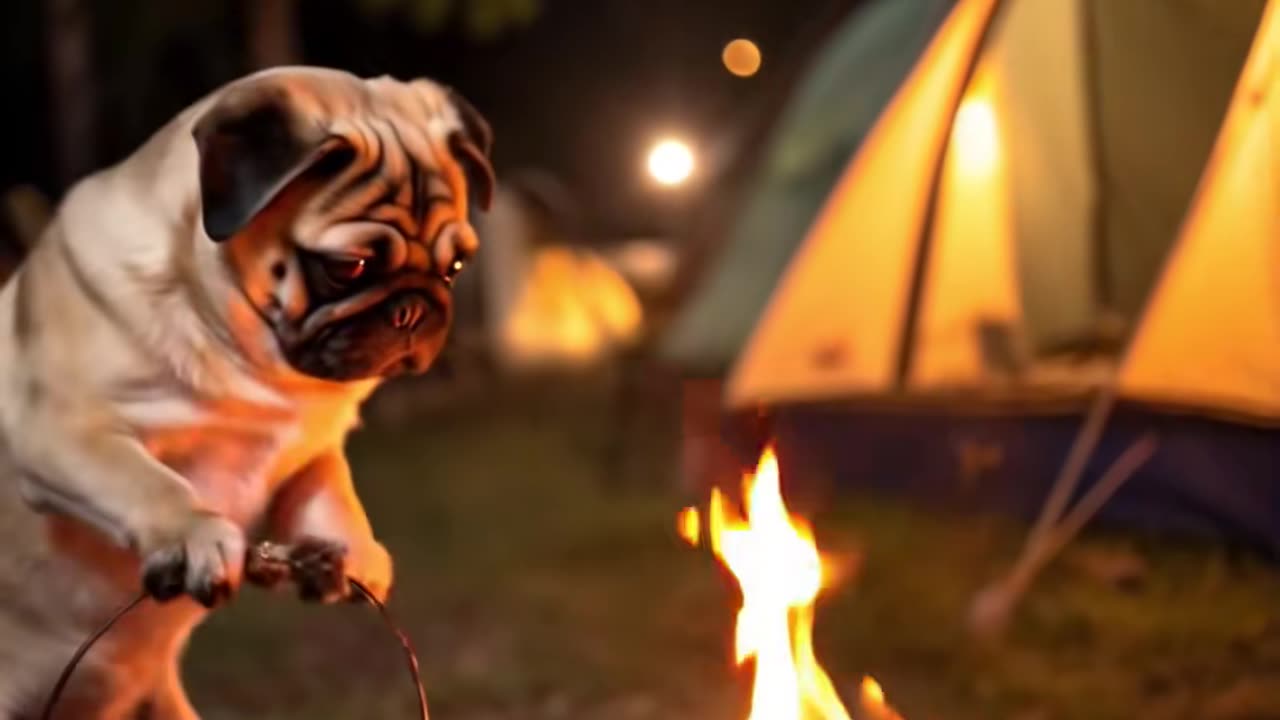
[913,0,1265,389]
[1120,0,1280,418]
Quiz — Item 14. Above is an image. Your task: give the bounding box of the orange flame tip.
[677,506,701,546]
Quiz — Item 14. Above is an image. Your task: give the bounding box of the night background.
[5,1,1280,719]
[1,0,853,241]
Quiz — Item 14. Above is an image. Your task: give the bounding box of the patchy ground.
[184,374,1280,720]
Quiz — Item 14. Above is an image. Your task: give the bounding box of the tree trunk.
[44,0,97,189]
[247,0,301,70]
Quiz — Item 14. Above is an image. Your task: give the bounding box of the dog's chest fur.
[123,380,368,525]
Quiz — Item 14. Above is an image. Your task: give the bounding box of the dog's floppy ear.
[445,88,496,212]
[192,82,344,241]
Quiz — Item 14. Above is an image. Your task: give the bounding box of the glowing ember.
[680,446,902,720]
[861,677,885,707]
[677,506,701,546]
[859,676,905,720]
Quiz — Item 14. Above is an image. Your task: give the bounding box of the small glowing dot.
[646,139,695,186]
[452,260,464,272]
[722,38,762,78]
[677,506,701,546]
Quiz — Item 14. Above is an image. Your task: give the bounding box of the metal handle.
[42,540,429,720]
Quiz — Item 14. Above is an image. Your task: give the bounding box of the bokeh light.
[722,38,762,77]
[952,96,999,176]
[646,138,695,186]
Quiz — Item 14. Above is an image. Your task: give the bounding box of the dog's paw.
[141,512,246,608]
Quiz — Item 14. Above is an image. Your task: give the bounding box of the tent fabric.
[981,0,1096,353]
[753,404,1280,558]
[659,0,955,376]
[1083,0,1268,321]
[1121,0,1280,420]
[727,0,1003,406]
[728,0,1273,419]
[914,0,1264,387]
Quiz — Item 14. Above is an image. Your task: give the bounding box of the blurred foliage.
[355,0,541,41]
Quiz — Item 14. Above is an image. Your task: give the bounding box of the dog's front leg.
[145,660,200,720]
[5,395,245,607]
[267,449,392,603]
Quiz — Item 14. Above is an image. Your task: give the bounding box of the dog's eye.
[323,257,367,284]
[445,257,465,280]
[441,255,467,286]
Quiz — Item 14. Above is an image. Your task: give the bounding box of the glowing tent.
[732,0,1274,411]
[681,0,1280,554]
[468,175,644,373]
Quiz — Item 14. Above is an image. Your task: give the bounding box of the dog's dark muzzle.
[385,292,430,332]
[285,284,452,381]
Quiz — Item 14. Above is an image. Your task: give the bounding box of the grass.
[183,374,1280,719]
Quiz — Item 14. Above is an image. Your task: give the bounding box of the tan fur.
[0,67,486,718]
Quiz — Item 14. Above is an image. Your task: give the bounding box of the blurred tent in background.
[468,172,665,374]
[669,0,1280,556]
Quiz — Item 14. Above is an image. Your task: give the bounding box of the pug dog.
[0,66,494,718]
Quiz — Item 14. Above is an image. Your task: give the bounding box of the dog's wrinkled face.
[191,69,495,381]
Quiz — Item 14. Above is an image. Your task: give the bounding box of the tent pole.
[967,385,1161,642]
[968,427,1156,642]
[1080,0,1116,312]
[973,385,1112,634]
[1037,432,1158,564]
[1024,386,1116,556]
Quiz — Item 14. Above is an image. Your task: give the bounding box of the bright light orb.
[952,96,999,176]
[723,38,762,77]
[647,139,695,187]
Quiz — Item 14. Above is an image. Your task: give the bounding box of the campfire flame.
[680,446,905,719]
[677,506,701,546]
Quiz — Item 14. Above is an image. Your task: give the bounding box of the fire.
[677,506,701,546]
[680,446,903,719]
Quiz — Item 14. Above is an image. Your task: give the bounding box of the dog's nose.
[386,294,427,331]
